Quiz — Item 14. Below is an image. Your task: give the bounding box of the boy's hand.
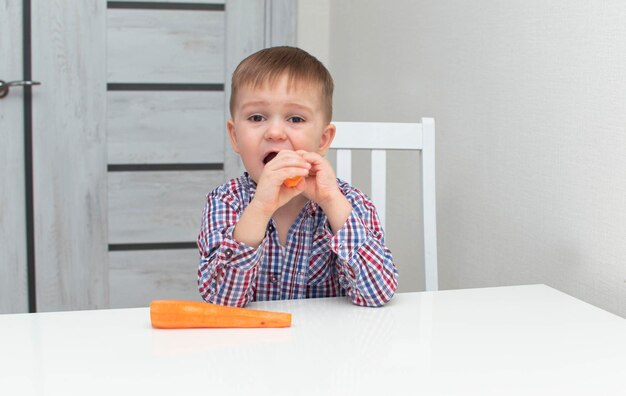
[296,150,343,206]
[297,150,352,233]
[251,150,310,216]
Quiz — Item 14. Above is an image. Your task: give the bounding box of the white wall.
[298,0,626,317]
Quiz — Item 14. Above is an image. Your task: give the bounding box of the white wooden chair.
[330,118,438,291]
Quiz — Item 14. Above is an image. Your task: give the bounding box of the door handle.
[0,80,41,99]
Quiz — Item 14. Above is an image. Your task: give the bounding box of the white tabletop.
[1,284,625,395]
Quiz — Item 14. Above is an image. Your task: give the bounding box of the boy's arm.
[318,191,352,234]
[197,188,266,307]
[232,200,272,248]
[298,151,397,307]
[322,187,398,307]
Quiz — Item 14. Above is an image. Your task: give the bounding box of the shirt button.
[224,248,233,259]
[270,275,278,284]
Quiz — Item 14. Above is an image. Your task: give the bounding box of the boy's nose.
[264,121,287,140]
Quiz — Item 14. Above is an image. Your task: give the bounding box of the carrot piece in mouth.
[283,176,302,187]
[262,152,304,187]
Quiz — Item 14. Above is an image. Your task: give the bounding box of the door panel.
[0,0,28,314]
[108,171,223,244]
[109,249,201,308]
[107,91,224,164]
[104,2,227,307]
[31,0,109,312]
[107,8,225,83]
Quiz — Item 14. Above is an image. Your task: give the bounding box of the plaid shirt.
[197,173,398,307]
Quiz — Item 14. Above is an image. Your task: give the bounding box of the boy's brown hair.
[230,46,334,123]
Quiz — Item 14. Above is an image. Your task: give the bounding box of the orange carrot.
[283,176,302,187]
[150,300,292,329]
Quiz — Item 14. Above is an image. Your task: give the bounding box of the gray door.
[1,0,295,313]
[0,1,29,313]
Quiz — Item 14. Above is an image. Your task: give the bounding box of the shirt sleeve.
[326,187,398,307]
[197,187,264,307]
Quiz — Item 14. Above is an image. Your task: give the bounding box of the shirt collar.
[305,200,320,217]
[242,172,257,201]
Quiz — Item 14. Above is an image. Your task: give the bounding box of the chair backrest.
[330,118,438,291]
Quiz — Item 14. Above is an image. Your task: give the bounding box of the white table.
[1,284,625,395]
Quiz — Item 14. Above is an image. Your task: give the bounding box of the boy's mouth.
[263,152,278,165]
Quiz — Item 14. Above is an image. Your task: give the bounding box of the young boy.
[197,46,397,307]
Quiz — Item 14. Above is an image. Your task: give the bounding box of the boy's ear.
[317,123,336,156]
[226,119,240,153]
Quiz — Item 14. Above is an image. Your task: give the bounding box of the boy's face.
[227,74,335,183]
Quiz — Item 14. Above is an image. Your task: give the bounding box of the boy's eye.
[289,116,305,123]
[248,114,265,122]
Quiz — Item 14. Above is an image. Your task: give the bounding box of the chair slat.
[371,150,386,230]
[332,122,423,150]
[336,149,352,184]
[421,118,439,291]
